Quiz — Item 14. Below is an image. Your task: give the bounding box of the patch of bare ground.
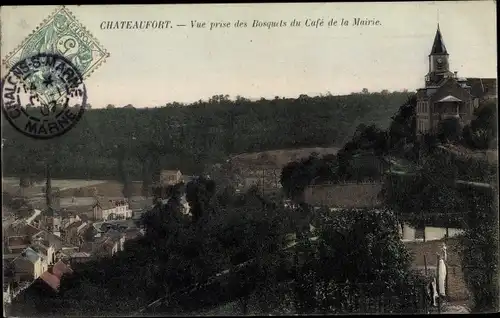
[231,147,341,168]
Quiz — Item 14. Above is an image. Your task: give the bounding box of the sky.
[1,1,497,108]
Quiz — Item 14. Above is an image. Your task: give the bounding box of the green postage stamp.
[2,6,110,79]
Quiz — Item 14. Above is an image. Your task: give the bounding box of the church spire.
[430,24,448,55]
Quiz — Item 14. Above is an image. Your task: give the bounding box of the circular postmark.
[1,53,86,139]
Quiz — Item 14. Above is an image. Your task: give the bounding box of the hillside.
[231,147,341,168]
[2,91,411,180]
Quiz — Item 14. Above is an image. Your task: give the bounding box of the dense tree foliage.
[382,146,497,228]
[387,95,417,155]
[459,184,499,313]
[462,100,498,150]
[280,95,416,199]
[381,130,498,313]
[438,118,462,143]
[2,92,410,181]
[292,209,426,314]
[276,92,498,313]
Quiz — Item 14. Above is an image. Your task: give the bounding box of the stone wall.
[304,182,383,208]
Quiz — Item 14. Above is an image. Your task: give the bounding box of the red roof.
[40,271,60,291]
[52,260,73,279]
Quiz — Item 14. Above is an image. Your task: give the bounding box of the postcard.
[1,2,497,317]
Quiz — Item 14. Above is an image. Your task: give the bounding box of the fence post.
[424,254,428,276]
[436,254,441,314]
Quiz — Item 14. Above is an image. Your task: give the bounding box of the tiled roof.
[96,199,128,211]
[161,170,181,175]
[17,247,41,264]
[71,251,92,258]
[437,95,462,103]
[80,224,97,239]
[104,229,123,241]
[31,243,49,256]
[40,271,60,291]
[101,238,116,249]
[125,229,141,240]
[66,220,83,231]
[7,235,31,247]
[76,222,89,234]
[32,230,64,251]
[5,223,43,237]
[7,248,25,255]
[78,214,90,222]
[52,260,73,279]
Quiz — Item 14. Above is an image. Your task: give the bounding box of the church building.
[415,25,496,137]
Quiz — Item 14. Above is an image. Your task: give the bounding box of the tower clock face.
[437,58,443,64]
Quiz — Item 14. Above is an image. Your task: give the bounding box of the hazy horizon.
[1,2,496,108]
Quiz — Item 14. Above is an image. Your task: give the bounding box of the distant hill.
[2,91,412,180]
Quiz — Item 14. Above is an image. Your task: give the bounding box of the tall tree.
[460,183,499,313]
[437,117,461,143]
[462,100,497,149]
[185,177,216,223]
[295,208,425,314]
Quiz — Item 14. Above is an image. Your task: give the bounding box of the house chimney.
[454,71,457,78]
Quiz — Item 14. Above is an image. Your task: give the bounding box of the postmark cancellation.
[1,53,87,139]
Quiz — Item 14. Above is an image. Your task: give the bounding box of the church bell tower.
[425,24,453,86]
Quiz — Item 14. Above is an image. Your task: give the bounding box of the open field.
[231,146,341,167]
[2,178,109,192]
[2,178,143,198]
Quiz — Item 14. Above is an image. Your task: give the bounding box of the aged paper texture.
[1,2,497,316]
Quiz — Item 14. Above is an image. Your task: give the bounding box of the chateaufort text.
[99,18,381,30]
